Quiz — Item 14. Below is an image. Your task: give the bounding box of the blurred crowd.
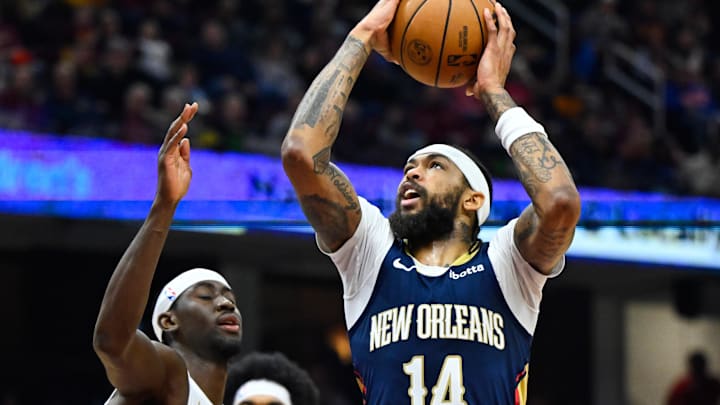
[0,0,718,196]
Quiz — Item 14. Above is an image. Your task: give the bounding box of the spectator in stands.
[0,0,718,197]
[666,351,720,405]
[0,64,44,131]
[119,81,156,143]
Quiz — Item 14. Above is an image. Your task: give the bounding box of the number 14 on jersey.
[403,355,468,405]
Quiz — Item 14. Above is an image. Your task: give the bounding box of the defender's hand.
[156,102,198,205]
[351,0,401,63]
[466,2,516,97]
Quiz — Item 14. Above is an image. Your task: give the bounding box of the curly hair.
[226,352,320,405]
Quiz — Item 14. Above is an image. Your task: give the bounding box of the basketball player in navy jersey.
[94,102,243,404]
[282,0,581,404]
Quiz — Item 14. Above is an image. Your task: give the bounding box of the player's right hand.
[156,102,198,205]
[351,0,401,63]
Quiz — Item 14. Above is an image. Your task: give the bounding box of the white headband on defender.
[234,379,293,405]
[408,144,491,225]
[152,268,231,342]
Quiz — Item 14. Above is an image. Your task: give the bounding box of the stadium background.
[0,0,719,404]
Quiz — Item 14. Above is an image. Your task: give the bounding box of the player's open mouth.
[401,188,422,208]
[217,314,241,333]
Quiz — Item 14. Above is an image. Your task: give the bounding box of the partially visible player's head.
[153,268,243,362]
[228,352,320,405]
[389,144,493,245]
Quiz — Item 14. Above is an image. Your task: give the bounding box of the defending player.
[93,102,243,404]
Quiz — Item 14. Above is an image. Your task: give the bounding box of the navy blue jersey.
[348,239,532,405]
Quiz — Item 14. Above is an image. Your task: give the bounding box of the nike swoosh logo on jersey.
[392,258,415,272]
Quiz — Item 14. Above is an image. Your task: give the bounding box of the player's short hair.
[226,352,320,405]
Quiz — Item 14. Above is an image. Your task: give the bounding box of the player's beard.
[389,184,464,247]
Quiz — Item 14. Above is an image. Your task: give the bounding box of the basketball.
[389,0,495,88]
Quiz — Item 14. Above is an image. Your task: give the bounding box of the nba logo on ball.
[389,0,494,88]
[407,39,433,65]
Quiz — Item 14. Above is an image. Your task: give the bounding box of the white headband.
[407,144,491,225]
[233,379,293,405]
[152,268,231,342]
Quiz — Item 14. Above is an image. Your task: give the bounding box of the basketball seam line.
[434,0,453,87]
[468,0,486,52]
[400,0,430,70]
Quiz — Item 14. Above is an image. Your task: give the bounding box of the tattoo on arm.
[510,133,565,199]
[534,227,574,260]
[300,194,353,247]
[322,165,359,211]
[293,69,341,129]
[480,90,517,122]
[514,212,536,244]
[515,215,573,258]
[312,147,359,211]
[514,205,575,269]
[312,147,331,174]
[291,36,369,144]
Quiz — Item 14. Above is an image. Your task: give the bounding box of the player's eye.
[403,165,414,174]
[198,295,213,301]
[430,161,443,169]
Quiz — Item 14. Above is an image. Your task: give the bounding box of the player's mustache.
[397,181,428,201]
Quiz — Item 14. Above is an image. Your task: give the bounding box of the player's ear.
[463,190,485,211]
[158,311,179,334]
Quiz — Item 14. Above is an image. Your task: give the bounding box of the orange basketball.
[389,0,494,88]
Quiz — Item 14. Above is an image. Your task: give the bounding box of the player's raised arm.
[281,0,399,252]
[93,103,198,396]
[468,3,580,274]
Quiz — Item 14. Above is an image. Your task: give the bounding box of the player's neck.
[408,238,475,267]
[407,218,477,266]
[176,346,228,404]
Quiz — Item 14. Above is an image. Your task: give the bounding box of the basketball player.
[227,352,320,405]
[281,0,581,403]
[94,102,243,404]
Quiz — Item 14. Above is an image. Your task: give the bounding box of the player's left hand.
[351,0,401,63]
[156,102,198,205]
[466,2,516,97]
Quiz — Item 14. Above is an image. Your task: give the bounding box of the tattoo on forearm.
[481,90,517,122]
[324,105,343,137]
[293,69,341,129]
[337,36,369,71]
[510,133,566,198]
[291,36,369,140]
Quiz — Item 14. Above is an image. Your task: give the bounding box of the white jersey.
[104,372,214,405]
